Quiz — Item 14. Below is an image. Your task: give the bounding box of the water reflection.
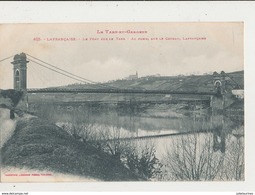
[29,102,243,149]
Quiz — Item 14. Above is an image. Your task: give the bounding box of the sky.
[0,22,243,89]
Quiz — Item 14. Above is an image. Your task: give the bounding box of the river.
[28,102,243,158]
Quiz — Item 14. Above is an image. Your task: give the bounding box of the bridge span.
[27,88,216,96]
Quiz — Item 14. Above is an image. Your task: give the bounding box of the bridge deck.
[27,88,216,96]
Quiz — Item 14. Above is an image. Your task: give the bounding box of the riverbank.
[0,108,143,181]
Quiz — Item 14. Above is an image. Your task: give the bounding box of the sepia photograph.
[0,22,244,183]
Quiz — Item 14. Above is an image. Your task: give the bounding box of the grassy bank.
[1,114,143,181]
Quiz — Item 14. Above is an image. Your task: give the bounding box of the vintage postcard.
[0,23,244,182]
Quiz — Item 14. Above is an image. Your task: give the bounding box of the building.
[127,72,138,80]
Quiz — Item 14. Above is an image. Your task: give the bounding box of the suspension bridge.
[0,52,220,96]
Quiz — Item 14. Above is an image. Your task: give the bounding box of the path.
[0,108,16,148]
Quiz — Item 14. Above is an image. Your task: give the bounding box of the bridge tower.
[213,71,226,96]
[210,71,226,112]
[11,53,29,91]
[211,71,226,153]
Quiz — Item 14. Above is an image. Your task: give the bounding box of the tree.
[122,141,163,180]
[0,89,23,107]
[163,133,225,181]
[219,135,244,181]
[98,129,164,180]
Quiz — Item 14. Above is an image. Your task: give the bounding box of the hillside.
[65,70,244,93]
[1,112,144,181]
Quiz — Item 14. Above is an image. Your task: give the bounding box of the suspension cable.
[25,53,118,89]
[28,58,92,85]
[29,61,49,87]
[28,59,104,89]
[0,55,15,63]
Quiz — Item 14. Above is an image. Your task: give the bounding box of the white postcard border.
[0,1,254,193]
